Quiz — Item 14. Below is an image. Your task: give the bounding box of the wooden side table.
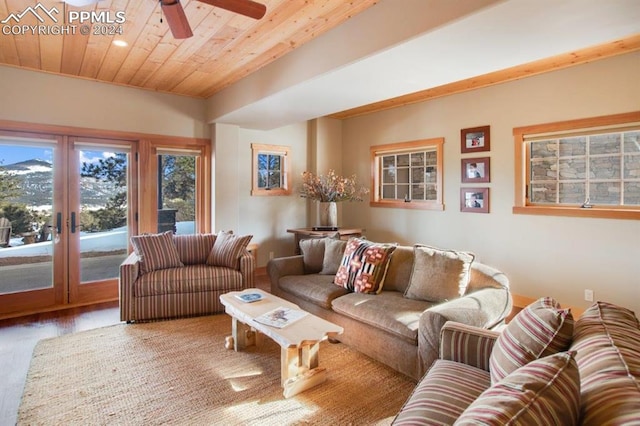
[286,228,363,255]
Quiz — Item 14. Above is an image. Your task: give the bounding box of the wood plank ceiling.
[0,0,378,98]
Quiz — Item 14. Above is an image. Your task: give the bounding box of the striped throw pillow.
[206,230,252,269]
[174,233,217,265]
[334,238,396,294]
[455,351,580,425]
[572,301,640,425]
[489,297,573,384]
[130,231,184,274]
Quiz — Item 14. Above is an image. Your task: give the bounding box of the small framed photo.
[461,157,490,183]
[460,188,489,213]
[461,126,490,153]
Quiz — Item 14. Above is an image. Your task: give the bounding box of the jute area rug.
[18,315,415,425]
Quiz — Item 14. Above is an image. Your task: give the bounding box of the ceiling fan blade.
[161,0,193,39]
[199,0,267,20]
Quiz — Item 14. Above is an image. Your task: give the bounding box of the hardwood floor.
[0,273,270,425]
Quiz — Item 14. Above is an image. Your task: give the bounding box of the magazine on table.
[254,307,308,328]
[234,292,264,303]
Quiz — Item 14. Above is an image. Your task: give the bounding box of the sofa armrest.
[238,250,256,289]
[119,252,140,322]
[267,255,305,292]
[439,321,500,371]
[429,287,512,329]
[417,287,511,376]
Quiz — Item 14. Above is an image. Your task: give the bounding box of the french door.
[0,131,136,316]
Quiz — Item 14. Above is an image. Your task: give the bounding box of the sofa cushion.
[206,230,252,269]
[392,359,491,425]
[279,274,349,310]
[382,246,414,293]
[130,231,184,274]
[572,301,640,426]
[319,238,347,275]
[299,238,326,274]
[174,233,216,265]
[490,296,574,384]
[404,245,474,303]
[331,291,432,343]
[455,351,580,426]
[334,238,397,294]
[134,265,244,297]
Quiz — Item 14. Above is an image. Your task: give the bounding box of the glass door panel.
[0,134,64,315]
[68,139,134,304]
[78,148,129,283]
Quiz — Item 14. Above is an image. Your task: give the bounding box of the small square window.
[251,144,291,196]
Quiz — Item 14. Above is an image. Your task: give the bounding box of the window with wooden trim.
[251,143,291,196]
[514,111,640,220]
[370,138,444,210]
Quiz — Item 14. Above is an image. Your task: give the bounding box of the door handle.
[71,212,77,233]
[56,212,62,234]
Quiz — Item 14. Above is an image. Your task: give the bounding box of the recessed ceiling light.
[112,40,128,47]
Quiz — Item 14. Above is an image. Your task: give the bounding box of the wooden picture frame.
[461,157,490,183]
[461,126,490,153]
[460,187,489,213]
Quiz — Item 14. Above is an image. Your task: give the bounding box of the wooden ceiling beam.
[329,34,640,120]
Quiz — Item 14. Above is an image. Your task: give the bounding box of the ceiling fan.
[62,0,267,39]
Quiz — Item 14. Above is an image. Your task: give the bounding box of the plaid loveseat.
[120,232,254,322]
[393,299,640,425]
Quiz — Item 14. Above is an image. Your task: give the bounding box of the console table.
[286,227,363,255]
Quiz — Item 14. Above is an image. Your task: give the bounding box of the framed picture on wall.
[461,126,490,153]
[461,157,490,183]
[460,187,489,213]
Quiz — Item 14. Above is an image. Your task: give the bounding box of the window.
[370,138,443,210]
[514,111,640,220]
[157,152,196,235]
[251,143,291,196]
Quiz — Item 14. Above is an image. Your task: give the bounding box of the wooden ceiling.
[0,0,378,98]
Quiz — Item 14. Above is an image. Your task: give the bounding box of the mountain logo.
[1,3,59,25]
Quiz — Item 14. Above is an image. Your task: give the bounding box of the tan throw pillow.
[130,231,184,274]
[206,230,253,268]
[455,351,580,426]
[404,244,475,303]
[334,238,396,294]
[319,238,347,275]
[489,296,574,384]
[299,238,326,273]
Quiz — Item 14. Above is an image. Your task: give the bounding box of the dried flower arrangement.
[299,169,369,202]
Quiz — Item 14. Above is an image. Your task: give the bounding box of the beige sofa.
[393,299,640,425]
[267,237,512,380]
[120,231,254,323]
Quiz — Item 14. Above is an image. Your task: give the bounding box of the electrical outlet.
[269,251,274,260]
[584,289,594,302]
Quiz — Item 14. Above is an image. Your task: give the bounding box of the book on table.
[234,292,264,303]
[254,307,308,328]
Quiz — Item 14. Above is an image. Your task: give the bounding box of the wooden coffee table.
[219,288,343,398]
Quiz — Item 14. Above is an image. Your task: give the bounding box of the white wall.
[341,52,640,314]
[0,66,208,138]
[213,122,309,265]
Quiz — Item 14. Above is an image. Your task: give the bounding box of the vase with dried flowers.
[299,170,369,227]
